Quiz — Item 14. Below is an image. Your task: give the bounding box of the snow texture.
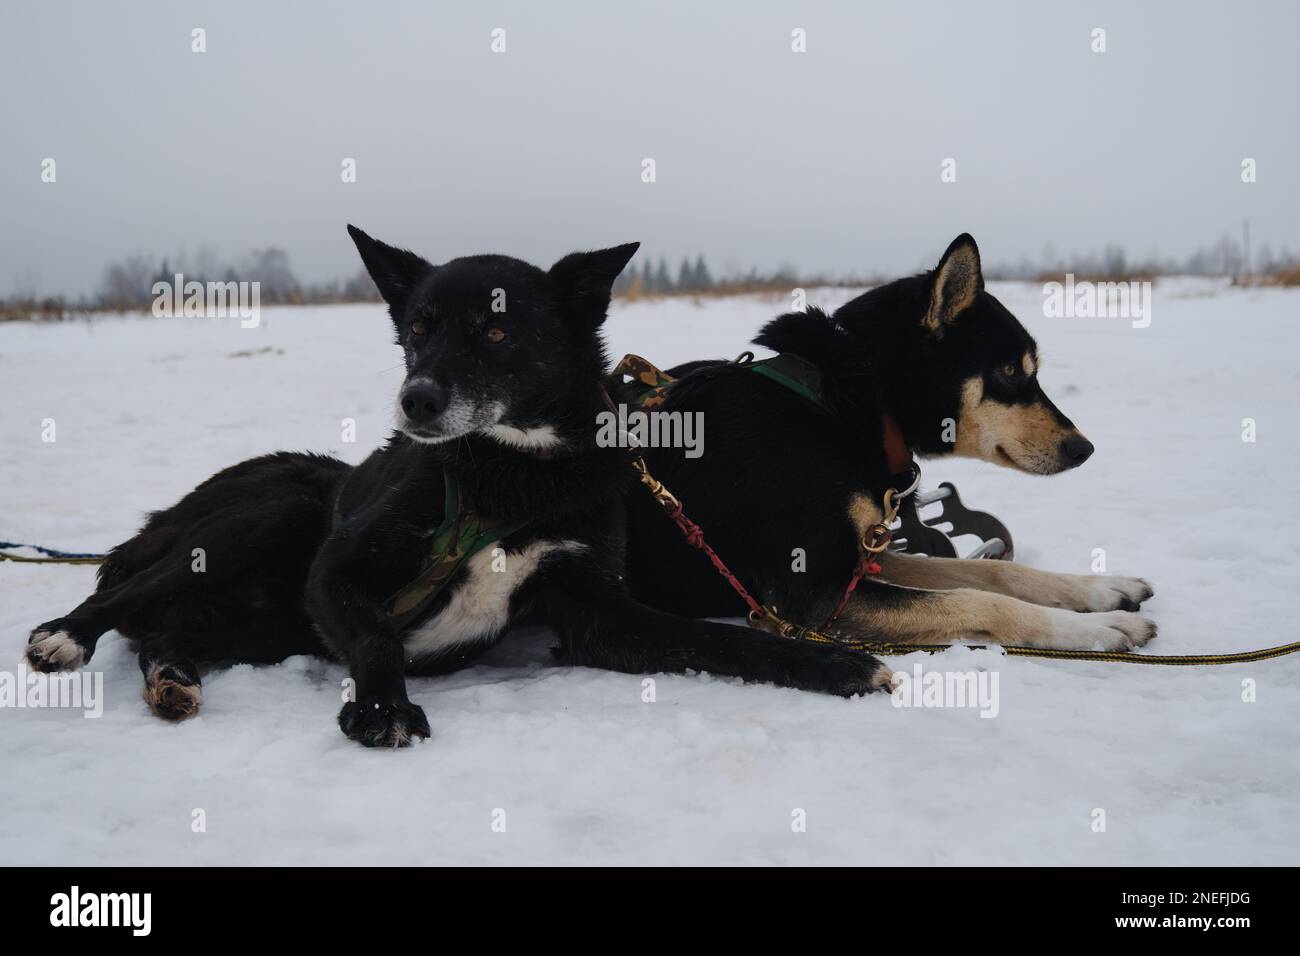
[1,278,1297,865]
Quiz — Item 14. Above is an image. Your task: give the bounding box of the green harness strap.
[331,470,530,632]
[745,353,826,408]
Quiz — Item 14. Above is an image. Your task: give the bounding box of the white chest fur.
[402,538,585,661]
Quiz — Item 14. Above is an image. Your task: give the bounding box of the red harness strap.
[662,499,768,620]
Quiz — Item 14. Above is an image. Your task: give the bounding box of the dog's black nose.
[1060,435,1094,466]
[400,382,447,424]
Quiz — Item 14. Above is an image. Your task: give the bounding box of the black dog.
[621,234,1156,652]
[27,227,891,746]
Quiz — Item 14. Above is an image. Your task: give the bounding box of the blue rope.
[0,540,107,562]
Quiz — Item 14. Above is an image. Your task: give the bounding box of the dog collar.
[879,410,914,481]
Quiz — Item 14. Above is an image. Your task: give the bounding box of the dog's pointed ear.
[924,233,984,334]
[548,242,640,326]
[347,224,434,313]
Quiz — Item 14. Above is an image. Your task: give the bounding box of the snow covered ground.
[2,278,1297,866]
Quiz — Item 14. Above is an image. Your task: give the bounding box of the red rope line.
[662,501,767,619]
[821,542,886,631]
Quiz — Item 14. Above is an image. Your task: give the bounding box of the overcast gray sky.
[2,0,1296,296]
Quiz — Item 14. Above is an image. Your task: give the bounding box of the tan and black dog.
[621,234,1156,651]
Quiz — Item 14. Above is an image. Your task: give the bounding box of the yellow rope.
[999,642,1300,665]
[798,632,1300,666]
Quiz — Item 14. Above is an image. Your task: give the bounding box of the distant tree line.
[984,231,1299,282]
[95,248,380,311]
[3,234,1299,322]
[612,254,716,295]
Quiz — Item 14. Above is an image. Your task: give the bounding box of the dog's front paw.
[1086,576,1154,612]
[1043,608,1156,651]
[785,645,896,697]
[338,698,430,748]
[1095,610,1157,650]
[25,621,88,673]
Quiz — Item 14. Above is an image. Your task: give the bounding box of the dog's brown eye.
[485,326,507,344]
[410,320,427,337]
[1001,363,1018,380]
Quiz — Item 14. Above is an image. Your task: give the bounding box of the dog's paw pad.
[338,698,431,748]
[1106,577,1154,611]
[1045,608,1157,651]
[869,662,899,694]
[25,629,87,672]
[818,651,898,697]
[1095,611,1157,650]
[143,668,202,721]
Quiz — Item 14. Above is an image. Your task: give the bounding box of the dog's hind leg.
[26,552,210,673]
[26,523,195,673]
[28,504,324,673]
[26,521,189,673]
[873,551,1154,612]
[546,590,896,696]
[138,638,203,721]
[129,606,322,723]
[26,581,144,673]
[830,578,1156,651]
